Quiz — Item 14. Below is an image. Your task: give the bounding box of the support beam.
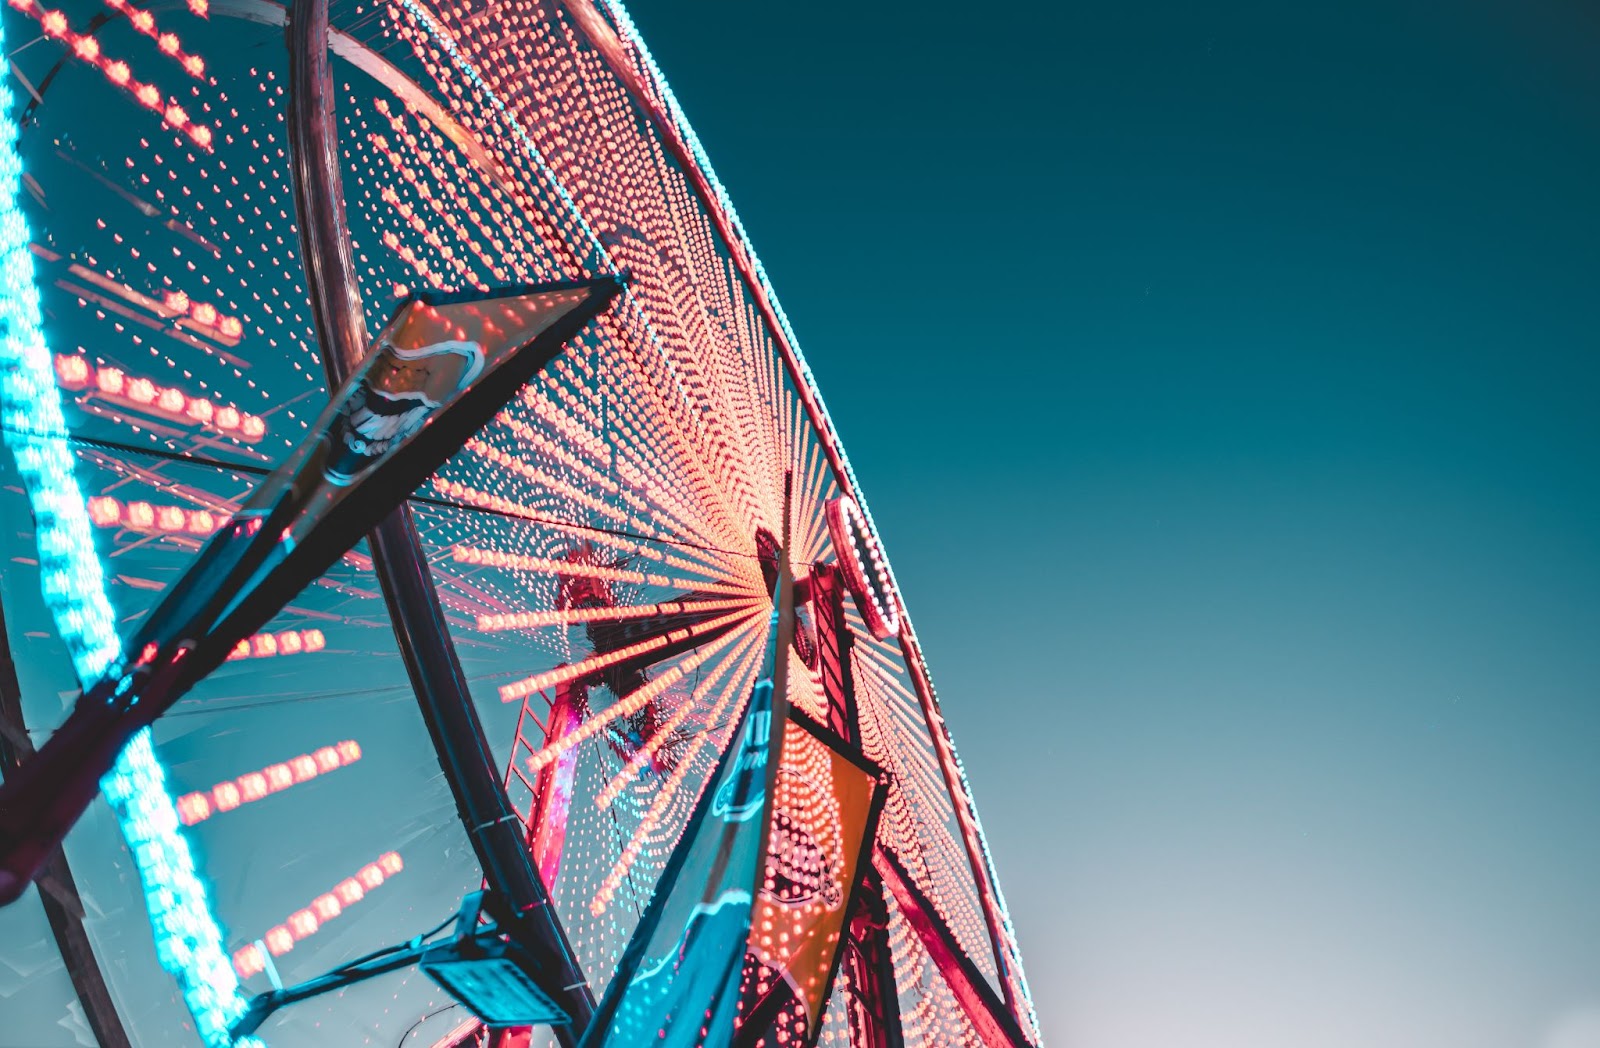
[810,564,860,745]
[284,1,593,1040]
[841,865,904,1048]
[0,604,132,1048]
[527,682,583,889]
[896,628,1027,1022]
[873,846,1028,1048]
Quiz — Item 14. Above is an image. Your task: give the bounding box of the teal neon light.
[0,33,259,1048]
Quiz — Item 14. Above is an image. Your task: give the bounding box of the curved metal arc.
[283,1,594,1042]
[207,0,512,195]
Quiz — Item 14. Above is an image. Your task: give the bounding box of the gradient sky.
[621,1,1600,1045]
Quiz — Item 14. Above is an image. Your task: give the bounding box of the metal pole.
[0,601,132,1048]
[284,2,593,1039]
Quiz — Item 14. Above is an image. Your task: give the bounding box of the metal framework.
[0,604,133,1048]
[285,0,594,1038]
[0,0,1041,1044]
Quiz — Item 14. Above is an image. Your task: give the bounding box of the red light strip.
[452,543,735,594]
[475,595,757,633]
[497,606,757,703]
[591,625,765,810]
[222,628,326,661]
[370,98,515,282]
[429,1019,482,1048]
[437,478,735,584]
[591,629,769,913]
[101,0,208,79]
[5,0,215,149]
[62,265,242,346]
[175,740,360,826]
[826,496,899,640]
[159,289,244,343]
[54,354,265,441]
[522,625,744,775]
[87,494,223,537]
[462,436,657,537]
[231,851,402,977]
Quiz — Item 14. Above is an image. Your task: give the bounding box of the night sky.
[619,1,1600,1045]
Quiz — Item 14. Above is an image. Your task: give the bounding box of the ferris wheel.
[0,0,1041,1045]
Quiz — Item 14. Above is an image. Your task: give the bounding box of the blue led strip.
[591,2,1043,1035]
[0,36,259,1048]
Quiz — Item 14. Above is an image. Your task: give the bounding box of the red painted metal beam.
[810,564,860,745]
[894,627,1029,1023]
[873,845,1030,1048]
[527,682,583,888]
[841,864,905,1048]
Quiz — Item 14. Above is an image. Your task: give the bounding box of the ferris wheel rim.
[0,0,1042,1039]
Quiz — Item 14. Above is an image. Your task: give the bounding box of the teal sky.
[623,1,1600,1045]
